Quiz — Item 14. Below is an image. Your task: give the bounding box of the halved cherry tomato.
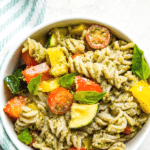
[86,25,110,49]
[21,50,39,66]
[68,147,86,150]
[22,62,52,83]
[75,76,102,93]
[48,87,74,115]
[3,96,28,120]
[122,126,131,135]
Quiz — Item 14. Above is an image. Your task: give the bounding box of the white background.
[45,0,150,149]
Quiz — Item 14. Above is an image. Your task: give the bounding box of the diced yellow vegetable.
[70,24,88,35]
[47,47,68,77]
[28,102,44,117]
[38,77,60,92]
[130,80,150,114]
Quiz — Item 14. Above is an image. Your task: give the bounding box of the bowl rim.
[0,15,150,150]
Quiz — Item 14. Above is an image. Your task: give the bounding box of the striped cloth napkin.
[0,0,47,149]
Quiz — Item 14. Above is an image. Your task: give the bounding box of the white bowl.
[0,16,150,150]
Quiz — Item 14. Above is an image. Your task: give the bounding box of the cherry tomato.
[75,76,102,93]
[122,126,131,135]
[48,87,74,114]
[21,50,39,66]
[86,25,110,49]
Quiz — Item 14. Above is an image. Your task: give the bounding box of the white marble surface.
[45,0,150,149]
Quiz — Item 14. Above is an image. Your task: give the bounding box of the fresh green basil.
[18,129,32,145]
[58,73,77,89]
[132,44,150,80]
[74,91,106,104]
[27,74,42,95]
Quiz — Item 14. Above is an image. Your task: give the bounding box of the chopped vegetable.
[3,96,28,120]
[13,64,26,79]
[69,103,99,129]
[122,126,131,135]
[69,24,88,35]
[4,75,21,94]
[22,62,52,83]
[74,91,106,104]
[48,87,74,114]
[132,44,150,80]
[86,25,110,49]
[39,77,60,92]
[47,47,68,77]
[18,129,32,145]
[45,34,58,48]
[71,54,84,59]
[27,74,42,95]
[130,80,150,114]
[13,65,27,90]
[75,76,102,93]
[58,73,77,89]
[21,50,39,66]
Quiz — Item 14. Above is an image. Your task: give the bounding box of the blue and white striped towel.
[0,0,47,149]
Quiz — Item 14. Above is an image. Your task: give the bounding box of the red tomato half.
[48,87,74,115]
[21,50,39,66]
[86,25,110,49]
[75,76,102,93]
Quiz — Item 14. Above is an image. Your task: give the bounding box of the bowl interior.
[1,18,150,150]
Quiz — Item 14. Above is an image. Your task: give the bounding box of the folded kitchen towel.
[0,0,47,149]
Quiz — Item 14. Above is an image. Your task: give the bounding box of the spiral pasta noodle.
[15,106,38,133]
[22,38,46,63]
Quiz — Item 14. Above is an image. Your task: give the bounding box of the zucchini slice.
[69,103,99,129]
[4,75,21,94]
[46,34,57,48]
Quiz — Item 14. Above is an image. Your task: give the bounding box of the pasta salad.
[3,24,150,150]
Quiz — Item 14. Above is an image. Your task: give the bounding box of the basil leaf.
[18,129,32,145]
[74,91,106,104]
[27,74,42,95]
[58,73,77,89]
[132,44,150,80]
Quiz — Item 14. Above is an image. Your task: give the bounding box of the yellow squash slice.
[38,77,60,92]
[130,80,150,114]
[47,47,68,77]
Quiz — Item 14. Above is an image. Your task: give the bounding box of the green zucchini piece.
[13,64,26,79]
[13,65,27,90]
[4,75,21,94]
[69,103,99,129]
[46,34,57,48]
